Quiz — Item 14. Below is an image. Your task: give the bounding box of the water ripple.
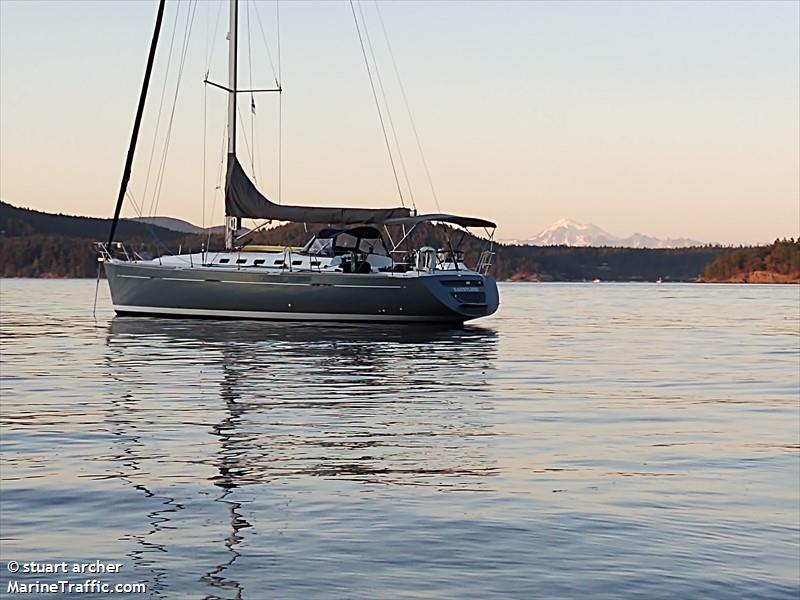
[1,281,798,599]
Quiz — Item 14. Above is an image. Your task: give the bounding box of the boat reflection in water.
[102,318,498,598]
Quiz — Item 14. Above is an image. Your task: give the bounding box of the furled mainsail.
[225,156,411,225]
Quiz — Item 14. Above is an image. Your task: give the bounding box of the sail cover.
[225,156,411,224]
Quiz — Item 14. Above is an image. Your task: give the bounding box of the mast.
[225,0,239,250]
[107,0,166,247]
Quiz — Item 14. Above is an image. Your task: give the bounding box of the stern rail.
[476,250,495,275]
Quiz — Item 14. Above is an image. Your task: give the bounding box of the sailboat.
[98,0,499,324]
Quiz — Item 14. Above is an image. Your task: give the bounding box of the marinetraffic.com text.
[4,561,147,595]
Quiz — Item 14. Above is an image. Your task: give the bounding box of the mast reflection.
[102,318,498,598]
[100,386,181,598]
[199,352,250,600]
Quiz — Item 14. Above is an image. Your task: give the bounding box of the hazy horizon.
[1,0,798,245]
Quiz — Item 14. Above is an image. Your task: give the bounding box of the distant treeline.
[0,201,187,278]
[700,239,799,283]
[0,200,786,282]
[494,244,730,282]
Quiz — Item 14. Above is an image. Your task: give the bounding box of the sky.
[1,0,798,245]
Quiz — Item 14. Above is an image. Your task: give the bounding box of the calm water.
[1,280,798,599]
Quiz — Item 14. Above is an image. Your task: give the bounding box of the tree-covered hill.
[495,244,729,282]
[0,201,192,277]
[0,201,183,242]
[700,239,800,283]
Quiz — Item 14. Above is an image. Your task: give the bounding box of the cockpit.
[298,226,392,274]
[301,226,389,258]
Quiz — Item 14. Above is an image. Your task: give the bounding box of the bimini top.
[384,213,497,229]
[316,226,382,239]
[225,157,411,225]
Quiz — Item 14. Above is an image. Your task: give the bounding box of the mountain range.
[506,218,704,248]
[128,216,225,235]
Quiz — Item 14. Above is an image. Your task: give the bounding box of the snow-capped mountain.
[507,218,703,248]
[620,232,703,249]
